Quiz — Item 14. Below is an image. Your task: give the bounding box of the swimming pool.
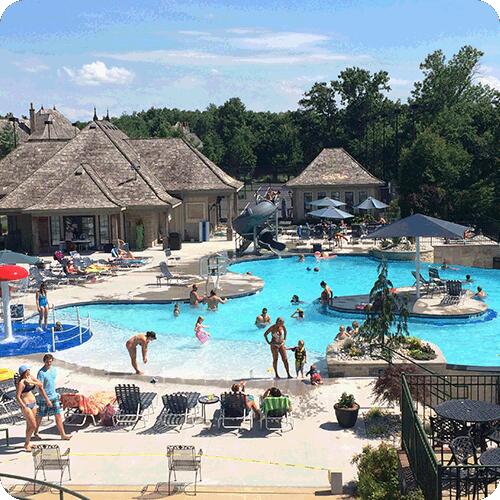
[54,256,500,379]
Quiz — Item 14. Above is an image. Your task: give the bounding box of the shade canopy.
[0,250,41,265]
[308,206,354,220]
[307,197,346,208]
[367,214,468,239]
[0,265,29,282]
[355,196,389,210]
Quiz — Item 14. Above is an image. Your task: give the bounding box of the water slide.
[232,199,286,254]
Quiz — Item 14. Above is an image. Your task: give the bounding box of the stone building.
[0,106,241,254]
[285,148,384,222]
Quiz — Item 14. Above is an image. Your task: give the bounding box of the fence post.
[51,327,56,352]
[77,308,82,344]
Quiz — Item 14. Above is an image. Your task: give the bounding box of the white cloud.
[237,32,330,50]
[226,28,264,34]
[100,49,363,66]
[478,74,500,90]
[63,61,134,86]
[390,77,411,86]
[14,62,49,73]
[178,30,211,36]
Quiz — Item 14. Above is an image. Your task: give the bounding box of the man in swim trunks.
[264,317,292,379]
[125,331,156,374]
[190,284,203,306]
[255,307,271,328]
[205,290,227,311]
[320,281,332,305]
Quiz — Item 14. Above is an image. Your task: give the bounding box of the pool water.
[55,256,500,379]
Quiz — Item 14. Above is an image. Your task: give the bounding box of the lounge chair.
[260,395,293,434]
[441,280,464,305]
[218,392,253,430]
[156,261,191,287]
[113,384,149,430]
[167,445,202,495]
[162,392,200,430]
[32,444,71,490]
[0,379,22,425]
[411,271,437,296]
[61,391,116,427]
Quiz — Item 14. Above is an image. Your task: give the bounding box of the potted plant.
[334,392,359,428]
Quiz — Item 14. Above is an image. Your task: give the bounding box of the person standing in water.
[125,331,156,374]
[189,284,203,306]
[173,303,180,317]
[264,317,292,379]
[35,283,49,331]
[205,290,227,311]
[255,307,271,328]
[320,281,332,305]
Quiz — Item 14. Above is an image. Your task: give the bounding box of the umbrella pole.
[415,236,421,299]
[1,281,12,341]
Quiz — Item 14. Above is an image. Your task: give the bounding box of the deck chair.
[113,384,147,430]
[32,444,71,490]
[218,392,253,430]
[162,392,200,430]
[167,445,202,495]
[260,396,293,434]
[442,280,464,305]
[156,261,190,287]
[411,271,437,296]
[0,379,22,425]
[428,268,447,288]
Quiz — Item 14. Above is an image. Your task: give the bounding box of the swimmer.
[474,286,486,300]
[255,307,271,328]
[290,294,303,305]
[320,281,332,305]
[189,284,203,306]
[313,267,320,272]
[441,260,448,270]
[465,274,473,283]
[125,331,156,375]
[306,267,312,271]
[173,303,180,317]
[298,254,305,262]
[194,316,210,343]
[334,325,351,342]
[204,290,228,311]
[291,308,304,320]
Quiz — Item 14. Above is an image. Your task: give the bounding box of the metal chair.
[162,392,200,431]
[218,392,253,431]
[430,415,467,464]
[32,444,71,491]
[259,396,293,434]
[113,384,147,430]
[166,445,202,495]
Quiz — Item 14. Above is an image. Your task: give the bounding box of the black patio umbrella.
[307,197,346,208]
[355,196,389,210]
[367,214,469,298]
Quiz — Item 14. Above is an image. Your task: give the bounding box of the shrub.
[404,337,423,349]
[352,443,400,500]
[365,406,384,419]
[408,348,436,361]
[372,364,423,405]
[336,392,356,409]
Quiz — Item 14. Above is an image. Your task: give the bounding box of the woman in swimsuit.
[264,317,292,379]
[15,365,52,452]
[125,331,156,374]
[35,283,49,330]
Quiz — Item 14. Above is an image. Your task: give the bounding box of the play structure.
[199,251,230,294]
[232,187,286,256]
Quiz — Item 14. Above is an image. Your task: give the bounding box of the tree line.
[1,45,498,225]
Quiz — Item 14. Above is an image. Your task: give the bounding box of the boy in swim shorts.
[287,340,307,378]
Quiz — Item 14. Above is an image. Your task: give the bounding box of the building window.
[331,191,340,200]
[359,191,368,203]
[345,191,354,208]
[99,215,110,244]
[186,202,206,222]
[317,191,326,200]
[50,217,61,246]
[304,192,312,213]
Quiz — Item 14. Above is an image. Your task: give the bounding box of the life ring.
[0,368,15,381]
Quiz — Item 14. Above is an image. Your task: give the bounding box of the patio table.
[479,448,500,466]
[434,399,500,424]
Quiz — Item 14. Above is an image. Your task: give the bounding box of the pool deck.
[330,287,488,318]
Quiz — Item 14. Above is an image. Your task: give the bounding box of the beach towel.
[261,396,291,414]
[61,391,116,416]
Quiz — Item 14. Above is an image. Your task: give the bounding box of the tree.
[0,124,16,159]
[223,126,256,178]
[359,261,409,352]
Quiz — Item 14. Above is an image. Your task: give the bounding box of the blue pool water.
[55,256,500,379]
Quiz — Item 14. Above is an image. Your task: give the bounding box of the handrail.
[0,472,89,499]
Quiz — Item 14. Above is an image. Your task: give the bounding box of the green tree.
[0,125,16,159]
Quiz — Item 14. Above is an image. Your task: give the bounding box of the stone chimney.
[29,102,36,134]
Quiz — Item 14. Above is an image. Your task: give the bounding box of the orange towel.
[61,391,116,416]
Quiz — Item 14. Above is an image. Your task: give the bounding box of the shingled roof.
[28,106,79,141]
[0,118,30,142]
[130,137,243,193]
[0,120,180,213]
[286,148,384,188]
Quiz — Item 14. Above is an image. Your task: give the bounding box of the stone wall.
[434,243,500,269]
[125,210,161,249]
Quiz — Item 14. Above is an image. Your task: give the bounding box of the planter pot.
[334,403,360,428]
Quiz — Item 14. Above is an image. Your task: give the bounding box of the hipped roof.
[0,120,180,213]
[286,148,384,188]
[28,107,79,141]
[131,138,243,192]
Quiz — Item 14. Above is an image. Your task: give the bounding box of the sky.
[0,0,498,121]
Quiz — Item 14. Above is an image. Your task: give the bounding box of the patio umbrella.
[355,196,389,210]
[0,250,41,265]
[0,265,29,342]
[367,214,469,298]
[307,197,346,208]
[308,206,354,220]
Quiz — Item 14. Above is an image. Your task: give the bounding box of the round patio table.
[479,448,500,466]
[198,395,219,424]
[434,399,500,423]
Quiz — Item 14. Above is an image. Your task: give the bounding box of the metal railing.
[401,373,500,499]
[50,307,92,353]
[0,472,89,499]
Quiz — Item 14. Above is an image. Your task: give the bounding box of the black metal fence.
[401,373,500,500]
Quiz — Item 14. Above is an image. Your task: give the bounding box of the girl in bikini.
[264,317,292,379]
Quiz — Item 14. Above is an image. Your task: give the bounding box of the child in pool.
[194,316,210,343]
[291,308,304,320]
[287,340,307,378]
[305,364,323,386]
[173,304,180,317]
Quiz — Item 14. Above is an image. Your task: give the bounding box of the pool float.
[314,251,337,260]
[195,328,209,344]
[0,368,15,381]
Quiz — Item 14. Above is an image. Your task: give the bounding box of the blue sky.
[0,0,498,120]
